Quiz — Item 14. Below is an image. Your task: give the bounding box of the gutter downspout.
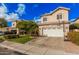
[63,21,65,40]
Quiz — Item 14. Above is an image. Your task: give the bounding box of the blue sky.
[0,3,79,26]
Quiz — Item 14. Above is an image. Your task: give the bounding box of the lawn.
[5,35,33,44]
[0,36,4,42]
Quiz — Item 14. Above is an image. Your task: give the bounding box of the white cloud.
[10,13,19,20]
[0,3,8,18]
[34,16,41,22]
[70,19,75,22]
[0,6,6,18]
[16,4,25,16]
[5,13,19,22]
[0,4,19,22]
[1,3,8,13]
[5,14,11,21]
[0,6,5,13]
[0,3,25,22]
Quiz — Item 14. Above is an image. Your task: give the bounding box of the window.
[43,17,47,22]
[60,14,62,19]
[57,13,62,20]
[57,15,59,19]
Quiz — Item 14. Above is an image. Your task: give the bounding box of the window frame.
[43,17,47,22]
[57,13,63,20]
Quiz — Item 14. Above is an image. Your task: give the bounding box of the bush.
[4,34,19,39]
[0,36,4,42]
[68,31,79,45]
[8,35,32,44]
[4,31,17,35]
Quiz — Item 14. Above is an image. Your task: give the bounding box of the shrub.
[7,35,32,44]
[4,34,19,39]
[0,36,4,42]
[68,31,79,45]
[4,31,16,35]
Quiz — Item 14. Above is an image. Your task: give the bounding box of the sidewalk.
[65,41,79,54]
[0,41,70,55]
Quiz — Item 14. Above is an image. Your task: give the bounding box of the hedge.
[0,36,4,42]
[68,31,79,45]
[4,35,32,44]
[4,34,19,39]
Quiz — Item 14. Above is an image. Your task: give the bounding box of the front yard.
[7,35,33,44]
[0,35,33,44]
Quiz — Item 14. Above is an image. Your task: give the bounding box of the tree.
[69,23,79,31]
[16,21,26,30]
[27,21,39,35]
[16,20,39,35]
[0,18,7,28]
[74,23,79,29]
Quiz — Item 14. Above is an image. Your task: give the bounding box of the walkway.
[65,41,79,54]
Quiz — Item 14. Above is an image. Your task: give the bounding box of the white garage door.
[43,28,64,37]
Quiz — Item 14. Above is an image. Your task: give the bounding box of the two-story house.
[38,7,70,37]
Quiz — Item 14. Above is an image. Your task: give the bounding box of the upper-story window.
[57,13,62,20]
[43,17,47,22]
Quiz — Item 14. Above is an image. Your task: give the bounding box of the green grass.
[0,36,5,42]
[0,36,4,39]
[6,35,32,44]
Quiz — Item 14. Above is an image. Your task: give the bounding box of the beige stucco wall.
[12,21,17,27]
[41,9,69,24]
[64,23,69,36]
[75,19,79,24]
[39,8,69,37]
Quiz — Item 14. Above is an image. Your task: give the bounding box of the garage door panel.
[43,28,64,37]
[43,29,47,36]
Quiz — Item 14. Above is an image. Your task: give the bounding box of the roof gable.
[40,7,70,17]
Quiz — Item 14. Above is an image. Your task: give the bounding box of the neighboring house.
[74,17,79,24]
[0,27,8,32]
[71,17,79,32]
[38,7,70,37]
[6,21,17,32]
[11,21,17,27]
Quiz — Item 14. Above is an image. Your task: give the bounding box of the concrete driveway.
[25,37,64,50]
[24,37,68,54]
[0,37,73,55]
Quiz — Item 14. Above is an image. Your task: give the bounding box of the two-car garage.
[39,25,64,37]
